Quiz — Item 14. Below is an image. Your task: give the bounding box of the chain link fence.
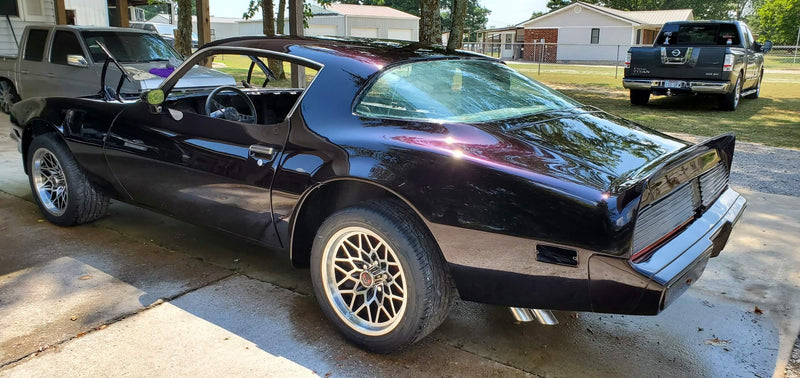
[461,42,800,72]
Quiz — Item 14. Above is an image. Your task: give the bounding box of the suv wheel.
[720,75,742,111]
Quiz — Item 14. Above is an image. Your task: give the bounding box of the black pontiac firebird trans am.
[8,36,746,353]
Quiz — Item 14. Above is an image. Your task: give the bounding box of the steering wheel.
[204,86,258,124]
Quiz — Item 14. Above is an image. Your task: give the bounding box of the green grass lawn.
[509,62,800,149]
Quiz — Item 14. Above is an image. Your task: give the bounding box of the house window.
[636,29,642,45]
[590,28,600,44]
[0,0,20,16]
[505,34,512,50]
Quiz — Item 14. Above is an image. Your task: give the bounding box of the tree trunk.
[277,0,286,35]
[446,0,467,51]
[261,0,285,81]
[175,0,193,56]
[419,0,441,45]
[262,0,275,36]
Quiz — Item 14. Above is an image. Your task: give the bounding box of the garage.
[387,28,413,41]
[307,24,338,37]
[350,27,378,38]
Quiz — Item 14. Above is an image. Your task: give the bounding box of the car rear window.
[355,59,578,123]
[23,29,49,61]
[656,23,741,46]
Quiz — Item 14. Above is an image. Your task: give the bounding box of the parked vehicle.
[623,21,772,110]
[9,36,746,353]
[0,25,231,114]
[130,21,199,48]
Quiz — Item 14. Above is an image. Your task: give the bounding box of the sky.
[206,0,550,28]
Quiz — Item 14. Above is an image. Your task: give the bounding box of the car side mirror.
[67,55,89,68]
[143,89,165,106]
[761,40,773,53]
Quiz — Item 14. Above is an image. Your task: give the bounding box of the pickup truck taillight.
[625,52,631,68]
[723,54,734,72]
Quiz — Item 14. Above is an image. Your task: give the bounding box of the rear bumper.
[623,78,731,94]
[630,187,746,313]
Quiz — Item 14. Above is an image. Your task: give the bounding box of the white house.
[519,2,693,63]
[1,0,56,56]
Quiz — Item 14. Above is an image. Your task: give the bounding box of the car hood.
[118,63,236,92]
[390,107,689,194]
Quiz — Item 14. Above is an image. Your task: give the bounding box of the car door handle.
[20,70,29,74]
[249,145,275,165]
[47,73,55,78]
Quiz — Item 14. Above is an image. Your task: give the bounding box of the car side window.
[145,24,157,32]
[50,31,85,65]
[23,29,49,62]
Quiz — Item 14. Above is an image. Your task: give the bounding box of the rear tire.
[0,80,19,114]
[630,90,650,106]
[744,70,762,99]
[310,199,452,353]
[720,75,742,111]
[27,133,109,226]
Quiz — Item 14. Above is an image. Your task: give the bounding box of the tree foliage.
[757,0,800,44]
[545,0,754,21]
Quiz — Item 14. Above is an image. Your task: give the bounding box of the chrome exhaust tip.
[508,307,558,325]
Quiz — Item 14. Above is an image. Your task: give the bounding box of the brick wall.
[523,28,558,62]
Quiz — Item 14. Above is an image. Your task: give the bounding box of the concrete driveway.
[1,114,798,377]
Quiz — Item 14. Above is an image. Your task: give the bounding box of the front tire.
[630,90,650,106]
[27,133,109,226]
[310,199,451,353]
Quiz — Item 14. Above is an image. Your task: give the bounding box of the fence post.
[615,44,620,78]
[538,43,543,75]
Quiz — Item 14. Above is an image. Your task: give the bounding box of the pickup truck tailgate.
[627,46,727,80]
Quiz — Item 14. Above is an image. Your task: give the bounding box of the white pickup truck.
[0,25,233,114]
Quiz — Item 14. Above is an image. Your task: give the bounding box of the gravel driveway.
[671,133,800,197]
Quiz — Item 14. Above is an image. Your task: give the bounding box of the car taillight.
[723,54,734,72]
[625,52,631,68]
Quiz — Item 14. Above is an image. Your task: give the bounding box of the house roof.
[521,2,692,28]
[326,4,419,20]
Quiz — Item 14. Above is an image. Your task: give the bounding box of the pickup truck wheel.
[28,133,109,226]
[630,90,650,106]
[720,75,742,111]
[744,70,762,99]
[0,80,19,114]
[310,199,452,353]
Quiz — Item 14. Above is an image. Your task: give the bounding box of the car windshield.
[82,31,182,63]
[355,59,579,123]
[656,23,741,46]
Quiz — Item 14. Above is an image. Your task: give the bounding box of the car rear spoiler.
[636,133,736,209]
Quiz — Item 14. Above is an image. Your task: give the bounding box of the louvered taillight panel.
[699,163,728,207]
[632,163,729,260]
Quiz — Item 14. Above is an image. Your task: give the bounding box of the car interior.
[162,54,315,126]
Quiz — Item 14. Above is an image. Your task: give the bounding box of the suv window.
[51,31,84,65]
[23,29,49,61]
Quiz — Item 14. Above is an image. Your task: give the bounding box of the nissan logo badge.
[671,49,681,57]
